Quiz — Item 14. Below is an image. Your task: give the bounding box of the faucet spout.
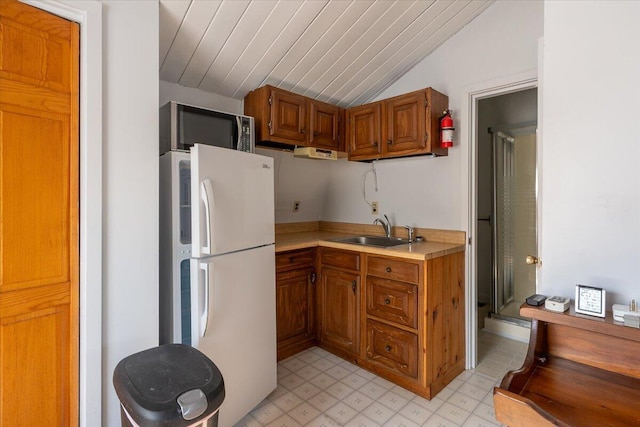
[373,215,392,238]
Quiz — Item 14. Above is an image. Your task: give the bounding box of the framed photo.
[575,285,606,317]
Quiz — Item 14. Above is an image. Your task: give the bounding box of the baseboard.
[483,317,530,343]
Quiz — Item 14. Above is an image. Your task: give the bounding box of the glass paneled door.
[492,126,538,320]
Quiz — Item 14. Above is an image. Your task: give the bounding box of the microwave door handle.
[200,179,215,255]
[235,116,242,150]
[199,262,211,338]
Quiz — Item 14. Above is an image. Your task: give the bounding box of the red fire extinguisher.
[440,110,454,148]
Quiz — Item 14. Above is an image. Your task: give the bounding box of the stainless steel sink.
[332,235,408,247]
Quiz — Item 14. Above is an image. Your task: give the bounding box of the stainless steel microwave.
[160,101,255,155]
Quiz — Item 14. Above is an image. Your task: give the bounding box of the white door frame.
[461,69,539,368]
[22,1,103,426]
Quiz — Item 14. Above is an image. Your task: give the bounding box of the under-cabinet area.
[274,222,466,400]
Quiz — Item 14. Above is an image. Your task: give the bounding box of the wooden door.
[309,100,341,151]
[270,87,307,143]
[0,1,79,425]
[320,267,360,356]
[276,268,314,343]
[385,91,426,155]
[346,102,382,160]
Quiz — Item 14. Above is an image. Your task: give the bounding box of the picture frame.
[575,285,606,317]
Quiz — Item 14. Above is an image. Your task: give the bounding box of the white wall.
[540,1,640,304]
[321,0,544,230]
[102,2,159,426]
[257,149,334,223]
[160,80,242,113]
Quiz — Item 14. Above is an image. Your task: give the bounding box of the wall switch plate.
[371,201,378,215]
[293,201,300,212]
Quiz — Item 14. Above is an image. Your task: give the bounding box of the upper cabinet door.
[270,88,307,143]
[385,91,426,155]
[309,100,341,151]
[347,102,383,161]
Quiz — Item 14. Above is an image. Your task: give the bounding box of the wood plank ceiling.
[160,0,493,108]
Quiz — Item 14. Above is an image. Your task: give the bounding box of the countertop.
[275,230,465,261]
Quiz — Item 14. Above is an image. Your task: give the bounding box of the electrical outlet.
[371,201,378,215]
[293,201,300,212]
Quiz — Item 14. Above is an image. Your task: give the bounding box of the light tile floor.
[235,331,528,427]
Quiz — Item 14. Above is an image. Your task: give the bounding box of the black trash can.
[113,344,225,427]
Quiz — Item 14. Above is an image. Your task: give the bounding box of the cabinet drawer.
[366,320,418,379]
[321,248,360,271]
[276,249,314,272]
[366,277,417,328]
[367,256,419,284]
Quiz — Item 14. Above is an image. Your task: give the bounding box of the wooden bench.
[494,303,640,426]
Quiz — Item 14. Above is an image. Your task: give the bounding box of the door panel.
[190,246,277,426]
[270,88,307,142]
[386,91,426,154]
[320,267,360,355]
[309,100,340,150]
[276,268,312,342]
[492,128,537,319]
[191,144,274,257]
[0,1,79,425]
[0,106,70,292]
[347,102,382,160]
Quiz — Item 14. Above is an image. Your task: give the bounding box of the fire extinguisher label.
[442,129,454,142]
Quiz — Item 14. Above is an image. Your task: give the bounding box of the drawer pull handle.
[289,257,295,263]
[384,298,391,305]
[385,345,391,352]
[386,267,392,273]
[352,280,357,294]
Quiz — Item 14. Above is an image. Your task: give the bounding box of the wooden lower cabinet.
[275,249,316,360]
[278,246,465,400]
[319,250,465,400]
[319,267,361,357]
[318,248,361,359]
[366,320,418,379]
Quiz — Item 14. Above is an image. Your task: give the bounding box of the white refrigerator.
[159,144,276,427]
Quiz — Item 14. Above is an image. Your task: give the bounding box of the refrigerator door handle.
[200,262,210,338]
[200,179,215,255]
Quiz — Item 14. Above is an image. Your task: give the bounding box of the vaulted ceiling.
[160,0,493,107]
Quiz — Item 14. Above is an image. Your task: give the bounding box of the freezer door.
[191,144,274,257]
[191,245,276,427]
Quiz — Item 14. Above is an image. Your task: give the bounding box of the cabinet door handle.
[386,267,392,273]
[289,256,295,263]
[385,345,391,352]
[352,280,357,294]
[387,139,393,145]
[314,131,320,136]
[309,271,317,285]
[301,128,306,134]
[384,298,391,305]
[373,141,378,147]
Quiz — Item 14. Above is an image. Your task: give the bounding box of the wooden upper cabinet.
[270,88,307,143]
[346,102,383,161]
[346,87,449,161]
[386,91,426,155]
[244,85,344,150]
[309,99,341,151]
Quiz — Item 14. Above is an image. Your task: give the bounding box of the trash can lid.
[113,344,225,426]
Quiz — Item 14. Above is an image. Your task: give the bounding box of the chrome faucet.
[403,225,414,243]
[374,214,392,238]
